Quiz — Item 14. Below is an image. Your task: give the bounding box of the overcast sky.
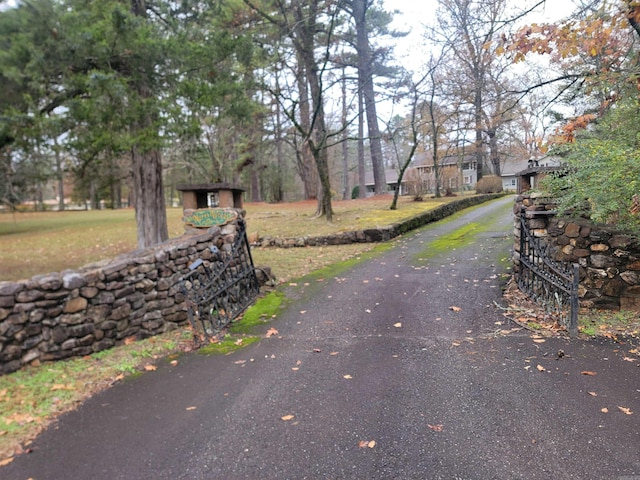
[386,0,579,59]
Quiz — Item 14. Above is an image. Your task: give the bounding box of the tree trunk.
[474,85,484,181]
[295,52,318,200]
[341,70,349,200]
[129,0,168,248]
[53,137,65,211]
[487,127,500,176]
[132,147,168,248]
[292,0,333,220]
[357,80,366,198]
[352,0,386,195]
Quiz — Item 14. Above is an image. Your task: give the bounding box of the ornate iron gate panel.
[181,219,260,338]
[517,208,579,334]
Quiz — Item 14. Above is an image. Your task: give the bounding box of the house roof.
[412,152,477,168]
[364,169,401,186]
[515,166,566,177]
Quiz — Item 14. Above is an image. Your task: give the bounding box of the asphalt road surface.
[3,196,640,480]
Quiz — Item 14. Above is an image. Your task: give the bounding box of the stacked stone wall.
[0,221,242,375]
[254,194,505,248]
[514,194,640,311]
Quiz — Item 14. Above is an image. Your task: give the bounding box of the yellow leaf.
[0,457,14,467]
[51,383,74,391]
[368,440,376,448]
[618,406,633,415]
[281,414,295,421]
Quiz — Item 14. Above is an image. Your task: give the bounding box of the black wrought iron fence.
[180,219,260,339]
[517,207,579,334]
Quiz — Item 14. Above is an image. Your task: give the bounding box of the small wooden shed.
[516,165,565,194]
[176,183,244,210]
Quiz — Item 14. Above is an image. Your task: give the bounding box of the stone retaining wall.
[254,194,506,248]
[0,220,244,375]
[514,194,640,311]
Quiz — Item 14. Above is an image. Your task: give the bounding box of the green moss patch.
[198,336,260,355]
[229,291,286,334]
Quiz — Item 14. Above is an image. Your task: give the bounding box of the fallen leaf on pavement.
[588,392,598,397]
[359,440,376,448]
[300,310,307,314]
[281,414,295,421]
[449,306,461,312]
[428,424,444,432]
[581,371,597,376]
[234,360,246,365]
[622,357,636,363]
[618,406,633,415]
[0,457,13,467]
[186,406,197,411]
[536,365,546,372]
[330,352,339,356]
[266,328,279,338]
[393,322,402,328]
[343,375,353,379]
[170,360,178,366]
[601,408,608,413]
[144,365,157,371]
[533,339,546,344]
[313,348,322,353]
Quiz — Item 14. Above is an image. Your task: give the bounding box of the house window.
[464,175,472,184]
[207,192,219,207]
[510,179,516,186]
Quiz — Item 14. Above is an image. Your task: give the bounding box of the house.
[408,153,479,193]
[363,169,411,196]
[500,158,530,191]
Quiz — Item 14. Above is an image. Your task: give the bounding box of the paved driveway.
[3,196,639,479]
